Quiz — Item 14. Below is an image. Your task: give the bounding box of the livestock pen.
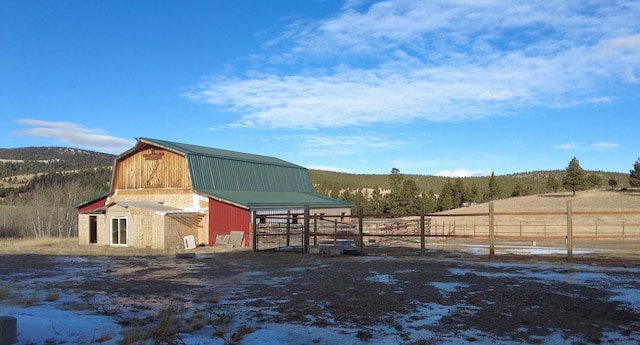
[252,202,640,259]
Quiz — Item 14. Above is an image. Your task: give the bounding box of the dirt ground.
[1,241,639,344]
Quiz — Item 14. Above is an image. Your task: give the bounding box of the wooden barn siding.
[112,147,191,190]
[209,198,250,246]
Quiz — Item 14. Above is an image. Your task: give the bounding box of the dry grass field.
[442,189,640,214]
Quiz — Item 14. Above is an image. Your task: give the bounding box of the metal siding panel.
[208,198,250,245]
[190,153,314,193]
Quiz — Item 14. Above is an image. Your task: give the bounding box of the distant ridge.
[0,147,116,195]
[0,146,631,201]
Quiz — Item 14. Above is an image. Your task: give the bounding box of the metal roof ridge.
[139,137,304,168]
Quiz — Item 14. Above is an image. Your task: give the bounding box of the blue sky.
[2,0,639,176]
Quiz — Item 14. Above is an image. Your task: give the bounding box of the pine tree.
[630,158,640,188]
[562,157,586,195]
[437,181,454,211]
[468,181,480,203]
[422,189,438,213]
[488,172,500,200]
[546,174,560,192]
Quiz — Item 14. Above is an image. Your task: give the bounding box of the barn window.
[111,217,128,245]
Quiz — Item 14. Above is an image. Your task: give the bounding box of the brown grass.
[0,236,246,256]
[0,237,244,256]
[441,189,640,214]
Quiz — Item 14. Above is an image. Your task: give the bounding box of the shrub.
[0,225,22,238]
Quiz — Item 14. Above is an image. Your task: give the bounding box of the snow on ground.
[1,253,639,345]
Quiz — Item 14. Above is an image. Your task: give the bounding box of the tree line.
[315,157,640,215]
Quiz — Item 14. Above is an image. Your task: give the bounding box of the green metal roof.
[138,137,301,168]
[201,190,353,209]
[187,154,312,192]
[135,138,350,209]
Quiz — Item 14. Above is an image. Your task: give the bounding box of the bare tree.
[29,184,61,237]
[61,180,81,237]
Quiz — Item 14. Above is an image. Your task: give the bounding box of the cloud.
[555,141,619,152]
[555,142,581,150]
[13,119,134,153]
[605,33,640,50]
[436,169,491,178]
[588,97,612,104]
[285,133,403,157]
[623,68,639,84]
[591,142,619,150]
[184,1,640,130]
[306,165,353,173]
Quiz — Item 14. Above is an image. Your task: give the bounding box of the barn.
[77,137,352,250]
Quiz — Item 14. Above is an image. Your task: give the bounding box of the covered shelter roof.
[201,190,352,209]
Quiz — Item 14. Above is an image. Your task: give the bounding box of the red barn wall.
[78,196,108,213]
[208,199,250,246]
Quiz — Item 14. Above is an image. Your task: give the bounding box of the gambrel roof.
[124,138,351,209]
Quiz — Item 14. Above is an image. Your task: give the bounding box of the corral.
[255,190,640,261]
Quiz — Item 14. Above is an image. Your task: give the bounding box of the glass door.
[111,217,127,245]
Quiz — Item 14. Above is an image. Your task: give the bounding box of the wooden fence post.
[420,205,425,257]
[519,221,522,237]
[489,202,495,258]
[286,210,291,247]
[303,206,310,254]
[358,205,364,255]
[313,213,318,247]
[566,201,573,260]
[253,212,260,252]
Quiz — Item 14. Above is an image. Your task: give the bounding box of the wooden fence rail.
[253,202,640,259]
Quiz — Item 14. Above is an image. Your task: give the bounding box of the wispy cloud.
[591,142,619,150]
[306,164,353,173]
[13,119,134,153]
[588,97,612,104]
[555,141,619,152]
[184,1,640,130]
[556,142,583,150]
[285,133,403,157]
[436,169,491,178]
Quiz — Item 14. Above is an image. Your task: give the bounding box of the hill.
[309,169,630,200]
[0,147,115,197]
[441,189,640,214]
[0,146,632,202]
